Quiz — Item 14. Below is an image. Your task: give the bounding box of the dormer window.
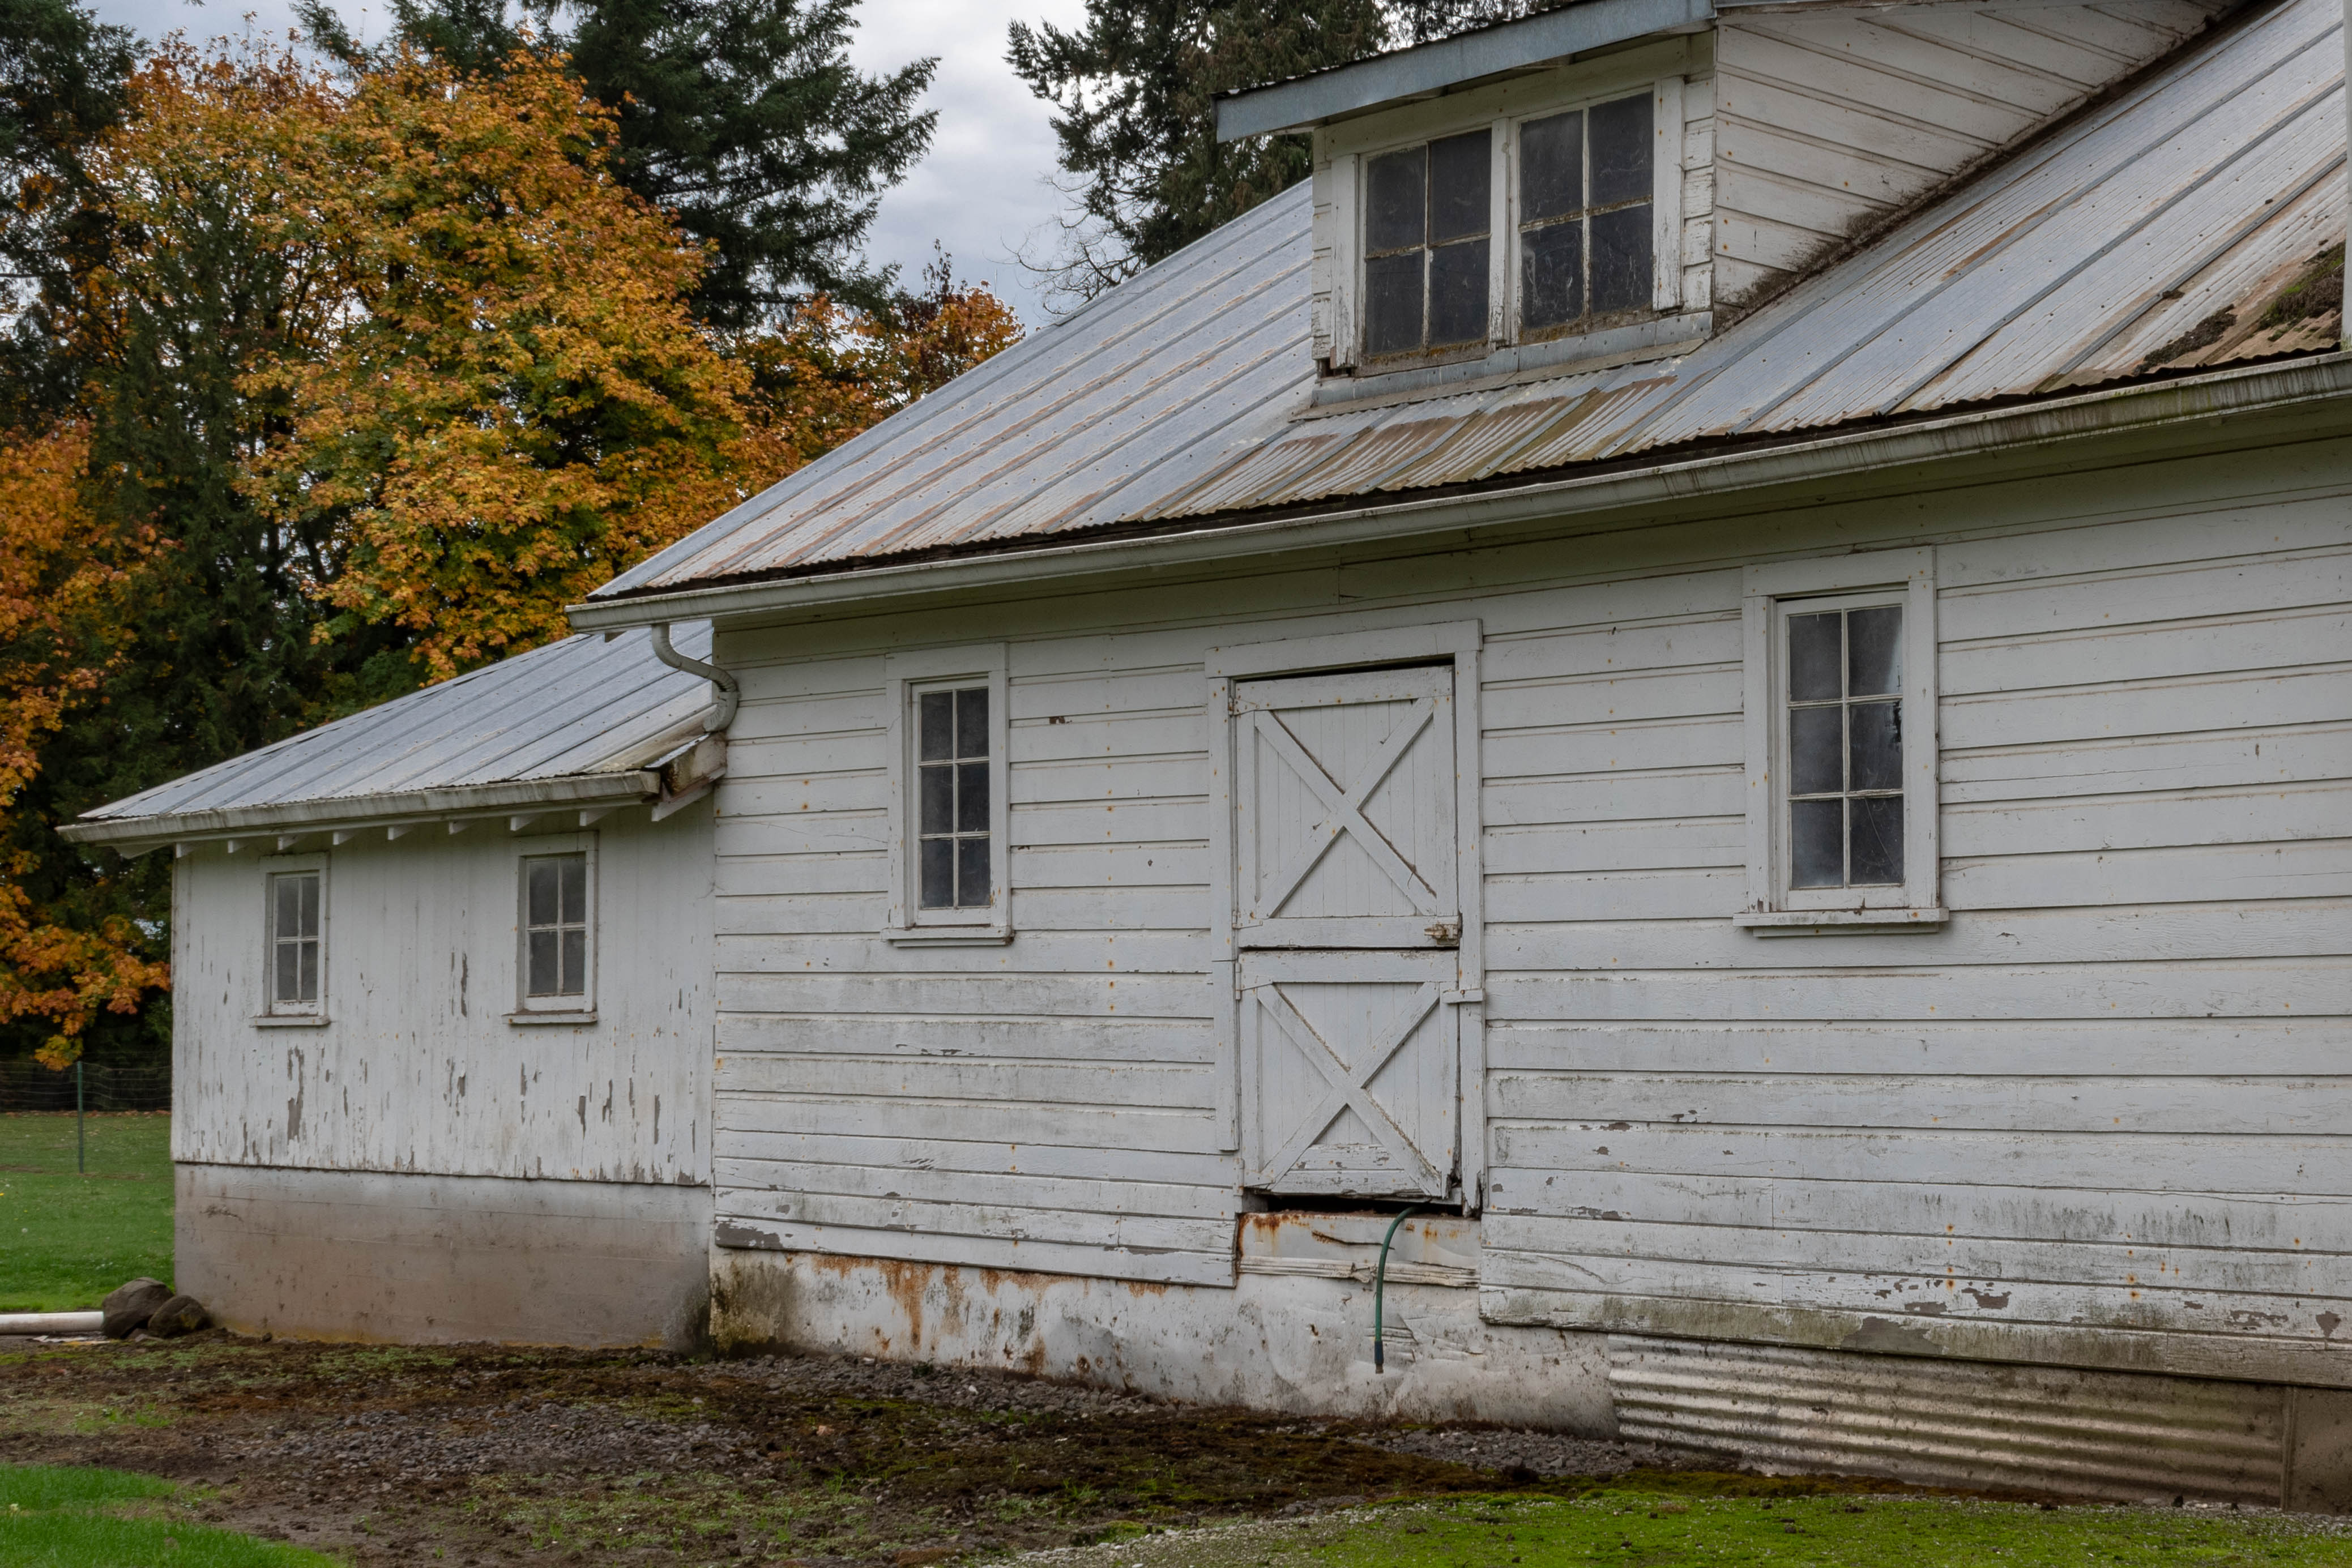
[1364,130,1492,358]
[1519,93,1654,337]
[1311,69,1693,389]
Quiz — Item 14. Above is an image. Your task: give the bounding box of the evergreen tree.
[0,0,134,426]
[296,0,937,325]
[1008,0,1386,306]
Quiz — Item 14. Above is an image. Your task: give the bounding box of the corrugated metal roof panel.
[77,624,714,827]
[588,0,2342,595]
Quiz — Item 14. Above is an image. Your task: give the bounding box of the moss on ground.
[1025,1492,2352,1568]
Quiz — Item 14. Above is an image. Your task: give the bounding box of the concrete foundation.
[709,1241,1616,1429]
[178,1163,711,1349]
[710,1228,2352,1510]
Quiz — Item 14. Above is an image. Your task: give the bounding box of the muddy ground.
[0,1332,1814,1566]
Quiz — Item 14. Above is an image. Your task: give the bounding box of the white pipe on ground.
[0,1310,104,1335]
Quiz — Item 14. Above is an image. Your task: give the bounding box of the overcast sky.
[79,0,1093,326]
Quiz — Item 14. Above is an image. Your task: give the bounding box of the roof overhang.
[567,352,2352,636]
[1215,0,1715,140]
[60,770,662,853]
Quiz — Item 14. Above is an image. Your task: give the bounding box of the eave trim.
[59,770,661,849]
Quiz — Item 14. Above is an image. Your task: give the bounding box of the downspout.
[649,623,740,733]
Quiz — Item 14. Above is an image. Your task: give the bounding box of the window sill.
[1735,908,1948,935]
[252,1014,330,1028]
[1313,310,1711,412]
[884,926,1013,947]
[507,1010,598,1026]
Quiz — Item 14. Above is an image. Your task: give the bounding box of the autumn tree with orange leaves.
[0,31,1017,1063]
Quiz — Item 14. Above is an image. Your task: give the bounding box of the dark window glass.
[1517,91,1655,337]
[1786,613,1842,702]
[1789,704,1843,797]
[1428,130,1489,242]
[1361,130,1489,358]
[270,870,322,1007]
[1790,800,1844,890]
[1785,605,1905,891]
[1848,700,1902,792]
[1850,796,1905,886]
[1589,204,1653,315]
[917,690,954,761]
[1365,146,1425,253]
[1363,252,1424,358]
[1587,92,1653,206]
[1519,110,1581,223]
[523,852,590,998]
[918,838,954,909]
[1521,223,1583,334]
[1428,238,1490,345]
[915,684,992,911]
[1847,605,1903,696]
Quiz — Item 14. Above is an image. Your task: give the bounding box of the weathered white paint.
[704,415,2352,1387]
[1713,0,2233,303]
[173,799,715,1185]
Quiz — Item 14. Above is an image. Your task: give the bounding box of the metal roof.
[65,623,716,841]
[592,0,2346,608]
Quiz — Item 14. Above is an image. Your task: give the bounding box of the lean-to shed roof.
[63,624,717,842]
[591,0,2347,606]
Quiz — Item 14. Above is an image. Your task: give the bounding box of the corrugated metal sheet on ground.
[594,0,2346,600]
[76,623,715,823]
[1608,1335,2286,1504]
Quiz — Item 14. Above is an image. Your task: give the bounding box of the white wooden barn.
[69,0,2352,1506]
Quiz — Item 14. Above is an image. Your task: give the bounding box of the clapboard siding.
[1713,2,2230,300]
[708,422,2351,1336]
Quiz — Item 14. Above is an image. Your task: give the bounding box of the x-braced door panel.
[1232,664,1463,1199]
[1234,666,1457,950]
[1240,950,1457,1198]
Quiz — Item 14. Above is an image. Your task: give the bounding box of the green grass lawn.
[0,1464,339,1566]
[0,1114,174,1313]
[1045,1491,2352,1567]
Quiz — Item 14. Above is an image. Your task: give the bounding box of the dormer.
[1219,0,2234,407]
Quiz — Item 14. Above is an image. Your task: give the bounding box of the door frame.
[1205,619,1486,1208]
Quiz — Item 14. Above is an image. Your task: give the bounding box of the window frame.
[511,833,599,1022]
[883,644,1011,945]
[258,852,329,1023]
[1738,549,1944,932]
[1333,74,1685,373]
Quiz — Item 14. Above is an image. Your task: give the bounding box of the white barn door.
[1232,666,1463,1199]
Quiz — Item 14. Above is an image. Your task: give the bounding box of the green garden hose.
[1373,1204,1423,1373]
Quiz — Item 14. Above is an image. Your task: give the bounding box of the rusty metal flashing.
[567,349,2352,634]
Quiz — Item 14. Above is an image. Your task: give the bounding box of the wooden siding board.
[702,436,2350,1357]
[1482,1019,2344,1078]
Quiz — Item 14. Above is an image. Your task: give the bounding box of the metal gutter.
[59,770,661,850]
[565,352,2352,635]
[1215,0,1715,139]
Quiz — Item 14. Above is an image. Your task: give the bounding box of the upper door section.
[1216,0,2235,405]
[1233,665,1459,950]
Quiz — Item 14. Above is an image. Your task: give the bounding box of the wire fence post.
[76,1059,85,1173]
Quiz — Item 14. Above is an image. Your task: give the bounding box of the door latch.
[1424,920,1461,945]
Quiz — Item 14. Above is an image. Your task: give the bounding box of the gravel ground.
[1,1335,1730,1566]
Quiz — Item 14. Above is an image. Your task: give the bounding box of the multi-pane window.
[522,852,590,998]
[1362,129,1492,359]
[1786,605,1904,890]
[268,870,321,1010]
[1518,92,1654,336]
[917,686,992,909]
